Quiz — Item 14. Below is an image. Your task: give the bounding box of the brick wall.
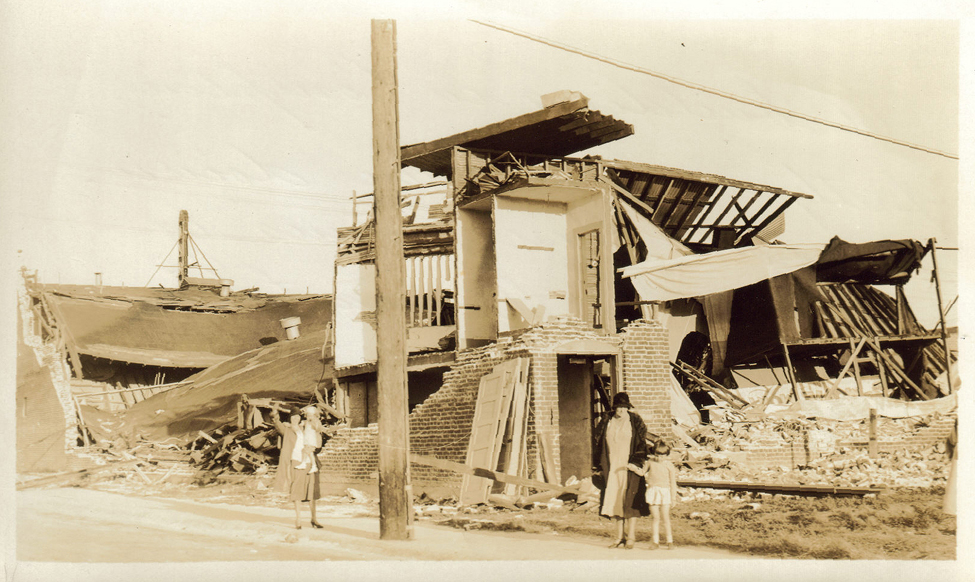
[320,317,673,495]
[620,319,673,442]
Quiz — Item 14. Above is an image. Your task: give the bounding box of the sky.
[0,2,966,329]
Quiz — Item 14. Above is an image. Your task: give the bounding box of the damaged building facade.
[317,92,957,497]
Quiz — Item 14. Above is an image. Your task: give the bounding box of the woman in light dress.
[593,392,650,549]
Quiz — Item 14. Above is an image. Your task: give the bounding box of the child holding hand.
[628,441,678,549]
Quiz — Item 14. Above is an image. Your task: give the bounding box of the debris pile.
[669,410,955,500]
[185,394,345,480]
[17,441,195,491]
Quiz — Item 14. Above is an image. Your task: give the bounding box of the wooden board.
[412,454,580,496]
[502,358,531,496]
[458,359,519,505]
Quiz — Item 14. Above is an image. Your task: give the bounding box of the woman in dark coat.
[593,392,650,549]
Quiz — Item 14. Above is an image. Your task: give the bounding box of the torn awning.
[620,243,826,302]
[816,236,928,284]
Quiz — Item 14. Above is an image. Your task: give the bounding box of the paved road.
[16,487,750,563]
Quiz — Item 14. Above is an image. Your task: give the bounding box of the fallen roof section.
[401,96,633,176]
[38,290,331,368]
[120,329,332,443]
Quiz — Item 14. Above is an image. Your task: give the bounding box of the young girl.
[628,441,678,549]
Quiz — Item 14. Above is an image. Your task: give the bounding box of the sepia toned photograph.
[3,2,966,579]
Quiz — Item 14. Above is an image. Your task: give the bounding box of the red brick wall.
[320,317,673,495]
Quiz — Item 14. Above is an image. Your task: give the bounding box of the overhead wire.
[470,20,959,161]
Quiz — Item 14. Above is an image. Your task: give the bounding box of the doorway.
[556,354,615,482]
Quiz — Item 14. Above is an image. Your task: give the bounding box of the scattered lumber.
[187,394,343,476]
[671,360,750,409]
[16,459,143,491]
[676,478,887,497]
[412,454,582,496]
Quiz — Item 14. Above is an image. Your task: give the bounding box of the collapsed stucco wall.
[320,316,673,496]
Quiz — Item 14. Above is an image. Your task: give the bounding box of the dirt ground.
[15,481,748,563]
[14,471,955,564]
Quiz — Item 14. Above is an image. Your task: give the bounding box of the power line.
[471,20,959,161]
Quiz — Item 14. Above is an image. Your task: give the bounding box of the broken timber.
[411,454,582,497]
[671,360,750,409]
[677,479,887,498]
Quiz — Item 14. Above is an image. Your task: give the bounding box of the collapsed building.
[320,92,957,498]
[19,93,956,502]
[16,213,332,472]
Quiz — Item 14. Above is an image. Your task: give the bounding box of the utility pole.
[371,19,413,541]
[178,210,189,288]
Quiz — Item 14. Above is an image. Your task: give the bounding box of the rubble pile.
[188,423,279,475]
[185,395,343,478]
[670,410,955,500]
[692,410,953,452]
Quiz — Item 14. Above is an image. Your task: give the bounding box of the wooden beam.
[675,479,885,497]
[598,158,815,199]
[826,338,866,398]
[411,454,581,495]
[822,303,929,400]
[674,184,721,239]
[782,345,802,401]
[371,19,412,541]
[929,238,953,394]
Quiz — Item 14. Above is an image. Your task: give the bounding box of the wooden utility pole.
[178,210,189,288]
[371,19,413,541]
[928,238,953,394]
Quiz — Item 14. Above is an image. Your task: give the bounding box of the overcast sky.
[0,2,965,327]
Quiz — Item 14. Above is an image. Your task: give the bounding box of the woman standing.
[271,404,326,529]
[593,392,650,549]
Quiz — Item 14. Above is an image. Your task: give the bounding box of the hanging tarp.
[620,243,825,302]
[617,196,692,261]
[816,236,927,285]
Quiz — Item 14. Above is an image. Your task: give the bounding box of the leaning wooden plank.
[537,431,559,485]
[676,479,886,497]
[412,454,580,496]
[503,358,531,496]
[198,430,218,444]
[671,362,747,409]
[459,361,518,505]
[675,360,749,407]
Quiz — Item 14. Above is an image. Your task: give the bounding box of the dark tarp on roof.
[816,236,928,285]
[120,329,332,443]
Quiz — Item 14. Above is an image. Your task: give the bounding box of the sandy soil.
[16,487,751,563]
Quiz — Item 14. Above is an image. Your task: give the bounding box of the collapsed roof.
[120,329,333,442]
[30,284,331,368]
[401,94,633,176]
